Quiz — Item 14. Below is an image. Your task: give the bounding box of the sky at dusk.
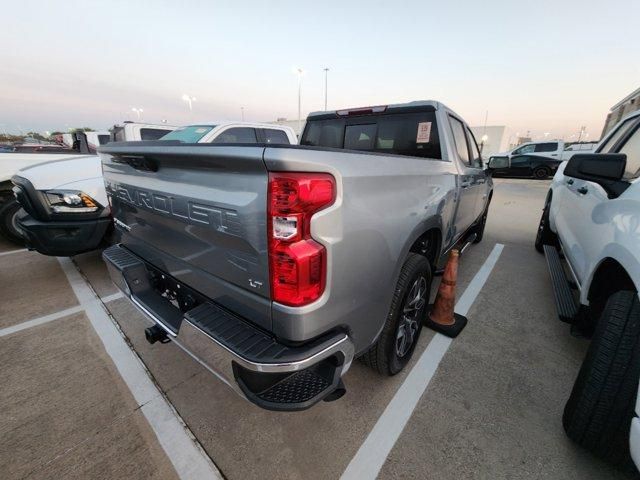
[1,0,638,141]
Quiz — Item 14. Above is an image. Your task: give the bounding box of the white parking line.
[101,291,124,303]
[0,248,28,257]
[341,243,505,480]
[57,258,222,480]
[0,305,84,337]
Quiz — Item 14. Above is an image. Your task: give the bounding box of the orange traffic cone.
[424,249,467,338]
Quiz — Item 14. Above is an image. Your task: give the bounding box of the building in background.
[601,86,640,137]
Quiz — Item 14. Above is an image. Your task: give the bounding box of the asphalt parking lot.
[0,178,634,480]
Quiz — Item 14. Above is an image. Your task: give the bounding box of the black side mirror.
[564,153,628,198]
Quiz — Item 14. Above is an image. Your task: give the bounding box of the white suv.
[535,109,640,471]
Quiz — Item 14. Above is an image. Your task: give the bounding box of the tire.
[535,191,558,253]
[360,254,432,375]
[0,198,25,245]
[533,167,550,180]
[563,290,640,470]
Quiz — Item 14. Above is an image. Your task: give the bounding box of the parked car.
[12,121,296,256]
[101,100,493,411]
[487,154,562,179]
[535,109,640,471]
[0,131,105,244]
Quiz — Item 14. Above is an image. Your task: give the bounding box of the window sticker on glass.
[416,122,432,143]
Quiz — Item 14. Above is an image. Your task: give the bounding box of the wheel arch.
[585,257,638,315]
[404,217,443,271]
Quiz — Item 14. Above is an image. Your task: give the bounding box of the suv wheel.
[360,253,431,375]
[535,191,558,253]
[563,290,640,470]
[533,167,550,179]
[0,199,25,245]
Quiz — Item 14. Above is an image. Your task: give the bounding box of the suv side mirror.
[564,153,628,198]
[488,156,508,169]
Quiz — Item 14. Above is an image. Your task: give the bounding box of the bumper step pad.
[543,244,578,323]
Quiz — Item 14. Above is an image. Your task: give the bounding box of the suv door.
[534,142,560,158]
[557,118,640,284]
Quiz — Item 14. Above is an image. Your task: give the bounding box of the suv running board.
[543,244,578,323]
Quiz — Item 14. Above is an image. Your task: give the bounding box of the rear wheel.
[0,198,25,245]
[563,290,640,470]
[533,167,550,180]
[535,191,557,253]
[360,254,431,375]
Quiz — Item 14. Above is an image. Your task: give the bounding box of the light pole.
[131,107,143,120]
[323,67,329,111]
[182,94,196,112]
[294,68,304,134]
[241,107,245,121]
[481,134,489,154]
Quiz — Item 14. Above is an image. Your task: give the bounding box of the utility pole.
[577,125,586,142]
[324,68,329,111]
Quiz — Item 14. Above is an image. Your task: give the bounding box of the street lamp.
[182,94,196,112]
[323,67,329,111]
[481,134,489,154]
[293,67,304,134]
[131,107,143,120]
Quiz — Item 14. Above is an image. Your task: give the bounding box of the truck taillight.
[268,172,336,306]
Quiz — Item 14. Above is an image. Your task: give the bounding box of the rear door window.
[600,118,638,153]
[140,128,171,140]
[465,127,482,168]
[98,135,111,145]
[161,126,214,143]
[213,127,258,144]
[534,142,558,153]
[264,129,291,145]
[449,116,470,165]
[618,125,640,179]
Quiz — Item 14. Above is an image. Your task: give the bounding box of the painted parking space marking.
[57,257,222,480]
[0,248,28,257]
[0,305,84,337]
[101,291,124,303]
[341,243,505,480]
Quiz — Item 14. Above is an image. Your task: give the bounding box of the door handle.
[566,178,574,185]
[577,186,588,195]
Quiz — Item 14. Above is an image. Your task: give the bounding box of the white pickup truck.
[13,121,297,256]
[0,123,175,246]
[535,109,640,472]
[494,140,596,161]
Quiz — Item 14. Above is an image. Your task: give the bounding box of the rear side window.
[140,128,171,140]
[98,135,111,145]
[345,124,376,150]
[301,112,442,159]
[449,116,470,165]
[534,142,558,152]
[264,129,290,145]
[213,127,257,144]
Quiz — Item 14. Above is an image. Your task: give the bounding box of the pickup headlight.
[44,190,101,214]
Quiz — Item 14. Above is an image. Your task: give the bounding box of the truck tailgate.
[100,144,271,331]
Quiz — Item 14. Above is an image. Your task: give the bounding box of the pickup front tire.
[361,253,432,375]
[0,198,25,245]
[563,290,640,470]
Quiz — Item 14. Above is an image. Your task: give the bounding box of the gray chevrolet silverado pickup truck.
[101,101,492,411]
